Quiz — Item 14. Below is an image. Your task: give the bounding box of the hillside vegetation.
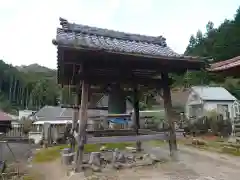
[173,6,240,99]
[0,61,59,114]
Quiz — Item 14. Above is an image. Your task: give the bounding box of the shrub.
[184,110,232,137]
[21,118,33,135]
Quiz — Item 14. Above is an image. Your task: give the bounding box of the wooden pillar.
[133,86,141,151]
[70,92,80,152]
[161,73,177,157]
[75,80,89,171]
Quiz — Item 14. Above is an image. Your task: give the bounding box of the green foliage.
[179,6,240,99]
[206,110,220,134]
[21,118,34,134]
[185,111,232,136]
[0,61,59,112]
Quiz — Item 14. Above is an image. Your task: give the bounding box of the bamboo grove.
[0,60,59,114]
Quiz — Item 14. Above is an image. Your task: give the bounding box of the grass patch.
[99,142,135,150]
[33,145,67,163]
[33,142,135,163]
[22,173,44,180]
[181,137,240,156]
[21,171,44,180]
[22,175,36,180]
[147,140,166,146]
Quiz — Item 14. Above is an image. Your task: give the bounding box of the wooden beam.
[161,72,177,158]
[70,92,80,152]
[76,75,172,87]
[86,133,182,144]
[58,47,205,70]
[133,86,141,151]
[60,74,174,88]
[75,79,89,171]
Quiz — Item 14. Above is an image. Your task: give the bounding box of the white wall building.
[18,110,35,120]
[185,86,236,119]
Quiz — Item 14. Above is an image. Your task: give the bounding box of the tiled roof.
[53,18,181,57]
[34,105,108,121]
[34,95,134,121]
[0,111,13,121]
[209,56,240,71]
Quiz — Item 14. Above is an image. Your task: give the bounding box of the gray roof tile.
[54,18,180,57]
[34,105,109,121]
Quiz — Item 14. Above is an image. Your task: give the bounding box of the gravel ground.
[29,143,240,180]
[143,144,240,180]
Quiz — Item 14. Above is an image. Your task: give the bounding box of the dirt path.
[30,144,240,180]
[144,144,240,179]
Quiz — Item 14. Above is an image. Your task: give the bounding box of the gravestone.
[62,148,74,165]
[112,149,126,163]
[88,152,102,172]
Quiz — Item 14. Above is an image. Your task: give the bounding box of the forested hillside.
[0,60,59,114]
[174,6,240,99]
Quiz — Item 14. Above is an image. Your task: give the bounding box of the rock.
[228,137,240,144]
[112,149,126,163]
[142,154,154,165]
[125,154,135,164]
[83,159,88,164]
[126,146,137,153]
[112,162,123,169]
[228,137,237,143]
[100,146,107,151]
[117,153,126,163]
[86,175,99,180]
[68,172,85,180]
[89,152,101,166]
[143,153,150,159]
[138,155,143,160]
[91,164,101,172]
[192,139,206,146]
[27,164,33,168]
[149,154,160,163]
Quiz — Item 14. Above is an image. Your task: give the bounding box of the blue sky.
[0,0,239,69]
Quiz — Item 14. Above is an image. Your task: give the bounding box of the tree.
[206,21,214,33]
[0,60,59,113]
[196,30,203,44]
[181,5,240,99]
[21,117,33,135]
